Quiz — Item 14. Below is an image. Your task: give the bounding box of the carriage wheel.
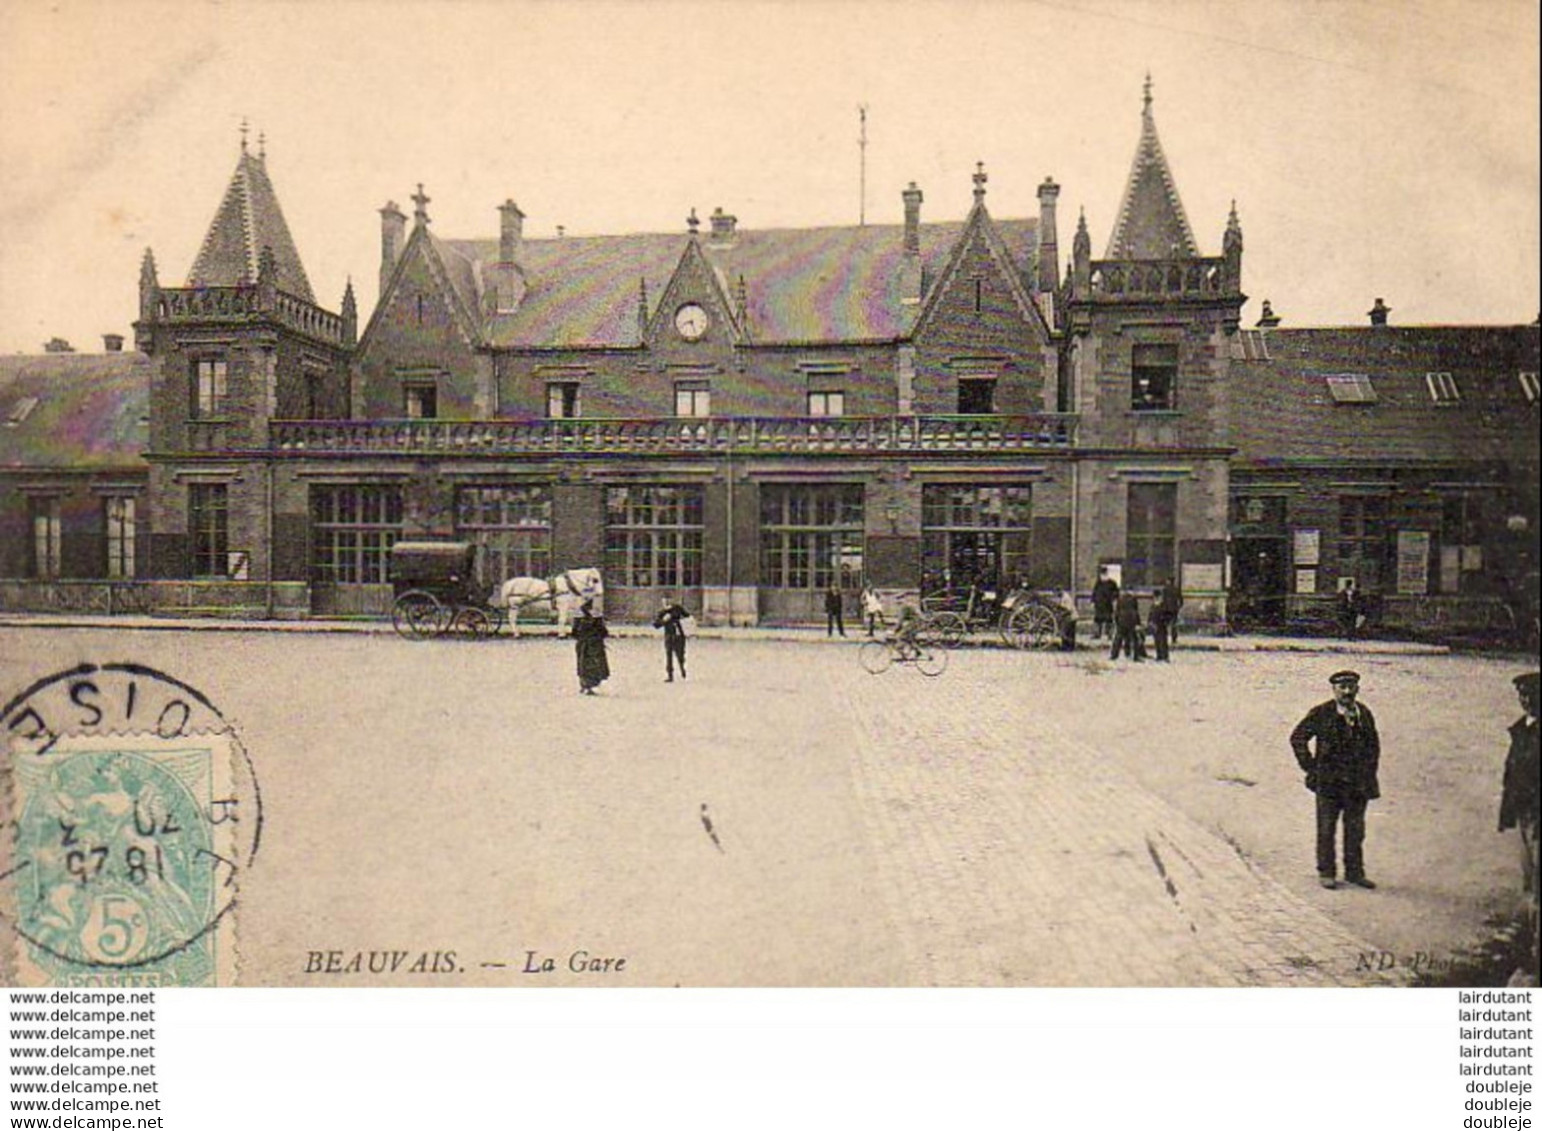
[923,611,968,649]
[858,641,893,675]
[393,591,449,639]
[1005,603,1060,650]
[914,644,949,677]
[453,607,496,638]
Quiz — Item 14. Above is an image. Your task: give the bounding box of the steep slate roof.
[439,217,1039,348]
[0,353,151,470]
[187,147,315,301]
[1105,83,1199,260]
[1229,325,1541,466]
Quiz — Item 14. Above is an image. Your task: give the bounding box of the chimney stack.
[102,333,124,352]
[499,199,525,265]
[902,182,923,255]
[1368,298,1391,327]
[1036,177,1061,293]
[379,201,407,297]
[710,207,738,241]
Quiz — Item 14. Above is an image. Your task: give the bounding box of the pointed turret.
[138,248,160,322]
[341,279,358,345]
[1222,201,1243,292]
[1104,75,1198,259]
[187,133,315,301]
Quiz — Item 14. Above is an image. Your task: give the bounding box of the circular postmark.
[1,663,261,986]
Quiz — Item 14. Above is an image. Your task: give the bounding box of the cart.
[920,583,1069,649]
[389,541,504,640]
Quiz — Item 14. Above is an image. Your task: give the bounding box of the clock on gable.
[674,303,709,341]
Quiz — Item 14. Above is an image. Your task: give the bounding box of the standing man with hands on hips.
[1290,670,1381,890]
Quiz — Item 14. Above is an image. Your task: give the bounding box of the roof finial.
[972,161,988,204]
[411,183,431,225]
[240,117,250,153]
[1143,72,1153,115]
[258,131,267,162]
[687,207,700,237]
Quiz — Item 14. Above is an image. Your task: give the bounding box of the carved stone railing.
[270,414,1079,456]
[152,286,344,345]
[1087,257,1227,299]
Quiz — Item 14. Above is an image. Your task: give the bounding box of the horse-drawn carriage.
[920,582,1071,649]
[390,541,504,639]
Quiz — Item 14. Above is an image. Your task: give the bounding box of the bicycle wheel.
[914,644,949,677]
[1004,603,1060,650]
[859,640,894,674]
[924,611,968,648]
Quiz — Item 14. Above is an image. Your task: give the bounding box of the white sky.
[0,0,1537,354]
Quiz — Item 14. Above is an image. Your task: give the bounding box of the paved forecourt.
[6,624,1499,986]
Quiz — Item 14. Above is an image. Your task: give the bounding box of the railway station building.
[2,89,1537,631]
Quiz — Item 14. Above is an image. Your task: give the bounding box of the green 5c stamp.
[2,664,261,987]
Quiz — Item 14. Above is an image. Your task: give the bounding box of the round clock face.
[674,304,709,340]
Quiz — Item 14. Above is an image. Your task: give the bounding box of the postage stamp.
[1,663,260,987]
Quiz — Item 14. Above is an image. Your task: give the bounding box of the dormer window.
[1326,374,1377,404]
[807,391,845,417]
[956,376,996,415]
[1131,343,1177,410]
[675,381,711,418]
[5,395,39,426]
[403,382,438,419]
[1426,371,1460,404]
[1519,371,1538,405]
[547,382,581,419]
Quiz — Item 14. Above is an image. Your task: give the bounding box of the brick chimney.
[1036,177,1060,293]
[499,199,525,265]
[709,207,737,241]
[102,333,124,352]
[1368,297,1391,326]
[379,201,407,297]
[902,182,923,254]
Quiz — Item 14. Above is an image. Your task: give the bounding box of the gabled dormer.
[644,212,744,352]
[355,184,489,419]
[908,164,1053,415]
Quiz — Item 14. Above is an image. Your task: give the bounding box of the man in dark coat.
[1109,590,1145,661]
[571,599,610,695]
[1290,670,1381,889]
[1091,566,1119,640]
[1500,671,1539,968]
[653,596,690,682]
[1149,579,1178,662]
[824,581,847,638]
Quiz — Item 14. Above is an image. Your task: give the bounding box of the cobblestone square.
[2,625,1530,986]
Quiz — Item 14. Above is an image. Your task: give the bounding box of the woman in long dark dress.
[572,599,610,695]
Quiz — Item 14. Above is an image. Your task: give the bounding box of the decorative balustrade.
[152,286,344,344]
[270,414,1079,456]
[1087,257,1227,299]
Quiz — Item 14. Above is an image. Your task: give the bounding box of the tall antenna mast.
[858,104,869,227]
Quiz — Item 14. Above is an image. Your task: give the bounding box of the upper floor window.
[193,359,228,418]
[675,382,711,418]
[547,382,581,419]
[956,377,996,415]
[1426,371,1461,405]
[403,382,438,419]
[807,391,845,417]
[1131,343,1177,410]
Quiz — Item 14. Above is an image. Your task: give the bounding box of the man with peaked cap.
[1290,670,1381,890]
[1500,671,1539,977]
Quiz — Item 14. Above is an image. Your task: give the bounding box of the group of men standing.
[1092,566,1182,662]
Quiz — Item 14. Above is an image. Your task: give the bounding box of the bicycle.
[858,632,950,677]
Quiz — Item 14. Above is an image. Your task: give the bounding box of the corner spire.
[1104,75,1198,259]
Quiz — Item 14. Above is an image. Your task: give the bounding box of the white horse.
[496,568,604,634]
